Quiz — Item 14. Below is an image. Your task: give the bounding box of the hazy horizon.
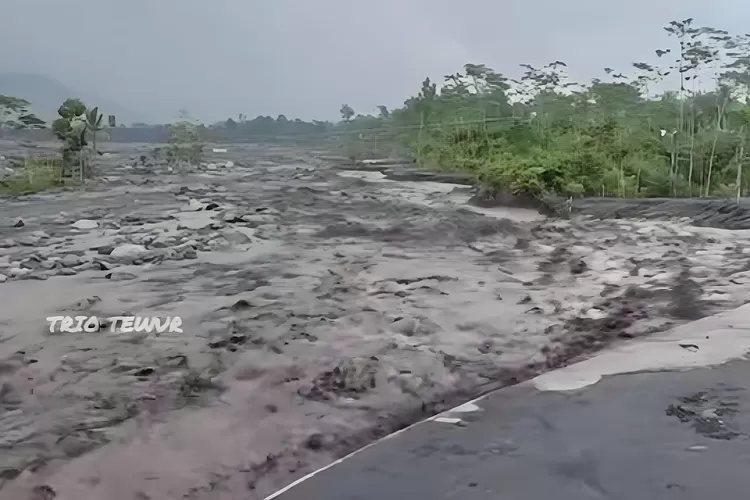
[3,0,748,124]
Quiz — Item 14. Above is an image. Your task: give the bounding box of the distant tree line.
[2,114,335,144]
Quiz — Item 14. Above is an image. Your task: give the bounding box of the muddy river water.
[1,142,750,499]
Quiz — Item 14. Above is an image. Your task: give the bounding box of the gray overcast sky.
[2,0,748,123]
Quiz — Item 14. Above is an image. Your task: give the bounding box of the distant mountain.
[0,73,150,126]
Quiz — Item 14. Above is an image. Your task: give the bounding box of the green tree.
[52,98,88,168]
[340,104,355,122]
[0,95,45,129]
[166,119,204,170]
[318,16,750,201]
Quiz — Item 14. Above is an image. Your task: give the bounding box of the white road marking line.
[264,394,490,499]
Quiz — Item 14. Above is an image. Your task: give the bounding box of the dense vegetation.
[327,18,750,200]
[191,18,750,200]
[165,110,205,170]
[0,95,46,130]
[0,95,109,193]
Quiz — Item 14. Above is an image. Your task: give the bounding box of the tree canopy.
[0,95,46,129]
[327,17,750,200]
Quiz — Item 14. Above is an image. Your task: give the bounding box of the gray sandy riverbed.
[1,141,750,499]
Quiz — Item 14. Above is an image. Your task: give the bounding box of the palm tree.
[85,107,104,159]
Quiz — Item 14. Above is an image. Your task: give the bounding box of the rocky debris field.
[2,141,750,500]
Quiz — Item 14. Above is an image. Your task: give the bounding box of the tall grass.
[0,156,68,195]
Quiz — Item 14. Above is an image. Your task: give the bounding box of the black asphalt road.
[273,360,750,500]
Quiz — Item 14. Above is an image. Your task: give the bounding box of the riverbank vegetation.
[0,156,68,195]
[0,95,108,194]
[331,18,750,200]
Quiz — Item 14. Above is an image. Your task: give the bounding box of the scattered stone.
[165,355,188,367]
[96,245,115,255]
[186,199,204,211]
[8,267,26,277]
[17,235,42,246]
[391,317,418,336]
[12,219,24,228]
[75,296,101,309]
[230,332,248,344]
[230,299,252,312]
[92,260,113,271]
[583,308,607,320]
[20,256,43,270]
[206,237,229,250]
[679,342,700,352]
[72,219,99,230]
[208,336,229,348]
[222,227,255,245]
[0,273,6,283]
[18,273,47,281]
[179,248,198,260]
[110,244,148,258]
[41,259,58,270]
[60,254,83,268]
[222,212,246,223]
[176,211,216,230]
[570,259,588,275]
